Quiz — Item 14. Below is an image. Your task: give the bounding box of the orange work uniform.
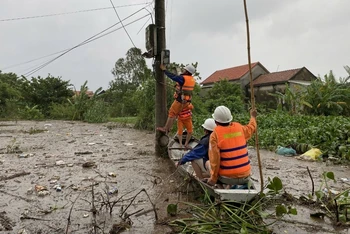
[177,104,193,135]
[168,75,195,118]
[208,117,257,183]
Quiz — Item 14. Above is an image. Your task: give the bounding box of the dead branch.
[65,192,82,234]
[306,166,315,196]
[135,208,155,217]
[123,208,144,219]
[20,215,51,221]
[120,188,158,221]
[334,199,339,223]
[0,171,31,181]
[91,182,98,234]
[0,190,33,202]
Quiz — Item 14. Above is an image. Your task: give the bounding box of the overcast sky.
[0,0,349,91]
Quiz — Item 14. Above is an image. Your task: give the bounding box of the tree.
[204,79,245,114]
[21,74,74,115]
[108,48,153,117]
[268,84,312,115]
[304,71,350,116]
[0,72,26,118]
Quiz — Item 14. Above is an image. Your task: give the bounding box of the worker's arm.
[164,70,185,86]
[179,143,207,165]
[160,64,185,85]
[207,132,220,185]
[242,109,257,140]
[242,117,257,140]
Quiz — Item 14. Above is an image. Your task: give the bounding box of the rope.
[243,0,264,193]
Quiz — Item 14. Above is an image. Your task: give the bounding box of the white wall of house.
[240,65,269,89]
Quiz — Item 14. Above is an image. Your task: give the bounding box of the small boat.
[168,135,259,202]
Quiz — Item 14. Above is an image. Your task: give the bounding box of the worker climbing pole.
[243,0,264,192]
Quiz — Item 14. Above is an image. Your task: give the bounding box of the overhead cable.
[1,3,152,72]
[22,14,149,77]
[109,0,136,48]
[0,3,151,22]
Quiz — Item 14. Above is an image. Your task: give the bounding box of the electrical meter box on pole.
[145,24,157,56]
[161,50,170,65]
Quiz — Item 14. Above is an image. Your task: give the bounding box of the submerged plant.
[169,177,296,233]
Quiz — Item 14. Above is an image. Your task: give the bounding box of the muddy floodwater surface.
[0,120,349,234]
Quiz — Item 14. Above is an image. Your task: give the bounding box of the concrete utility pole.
[154,0,168,157]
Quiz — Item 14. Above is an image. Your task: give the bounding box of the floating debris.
[82,161,96,168]
[35,185,47,192]
[75,151,93,155]
[37,190,50,197]
[108,187,118,195]
[55,160,65,166]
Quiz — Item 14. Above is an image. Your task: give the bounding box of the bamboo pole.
[243,0,264,192]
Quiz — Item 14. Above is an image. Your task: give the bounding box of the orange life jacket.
[214,123,250,177]
[178,108,192,120]
[174,75,195,102]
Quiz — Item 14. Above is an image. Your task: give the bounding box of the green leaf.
[276,204,287,217]
[240,225,248,234]
[315,191,323,200]
[267,177,283,194]
[326,172,335,182]
[167,203,178,217]
[288,207,298,215]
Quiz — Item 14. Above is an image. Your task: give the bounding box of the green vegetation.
[1,48,349,160]
[169,177,296,233]
[109,117,137,125]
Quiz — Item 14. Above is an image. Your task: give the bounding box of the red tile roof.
[201,62,262,85]
[74,90,94,97]
[252,68,302,86]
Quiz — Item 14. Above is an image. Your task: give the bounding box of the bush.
[19,105,44,120]
[49,102,75,120]
[84,100,109,123]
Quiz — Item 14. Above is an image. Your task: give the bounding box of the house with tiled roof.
[249,67,316,103]
[201,62,269,90]
[201,62,317,104]
[73,90,94,98]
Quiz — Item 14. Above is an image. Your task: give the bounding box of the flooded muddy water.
[0,120,349,233]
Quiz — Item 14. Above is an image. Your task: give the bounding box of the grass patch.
[25,127,47,135]
[109,117,137,125]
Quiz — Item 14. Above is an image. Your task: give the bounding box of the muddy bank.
[0,120,349,234]
[0,120,183,233]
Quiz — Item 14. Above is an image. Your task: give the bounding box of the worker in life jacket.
[156,64,196,133]
[178,118,217,179]
[177,103,194,149]
[205,106,257,186]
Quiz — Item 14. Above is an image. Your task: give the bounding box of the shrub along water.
[191,112,350,160]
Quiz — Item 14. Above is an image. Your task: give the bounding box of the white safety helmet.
[212,106,233,123]
[201,118,216,131]
[184,64,196,75]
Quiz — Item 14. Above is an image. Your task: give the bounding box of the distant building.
[73,90,94,98]
[201,62,269,90]
[249,67,316,103]
[201,62,316,104]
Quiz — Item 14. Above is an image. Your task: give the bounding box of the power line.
[109,0,136,48]
[0,3,151,22]
[137,16,152,35]
[1,3,152,72]
[22,14,149,77]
